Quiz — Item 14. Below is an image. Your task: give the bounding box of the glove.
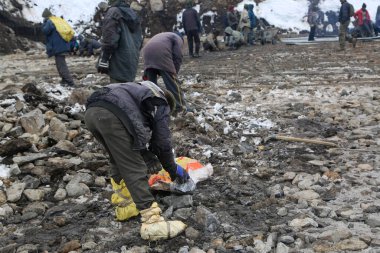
[170,165,190,184]
[141,150,163,174]
[97,51,110,74]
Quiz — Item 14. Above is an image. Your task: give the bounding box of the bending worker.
[85,81,190,240]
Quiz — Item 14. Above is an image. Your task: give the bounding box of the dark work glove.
[169,165,190,184]
[97,51,110,74]
[141,150,163,174]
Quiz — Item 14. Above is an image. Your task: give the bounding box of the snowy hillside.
[2,0,380,32]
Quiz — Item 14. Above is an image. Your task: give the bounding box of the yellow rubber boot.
[110,178,139,221]
[140,202,187,241]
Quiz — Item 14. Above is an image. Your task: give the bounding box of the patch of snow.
[0,164,11,178]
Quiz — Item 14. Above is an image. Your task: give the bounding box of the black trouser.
[85,107,154,210]
[145,68,187,112]
[186,30,200,56]
[55,54,74,85]
[308,25,316,41]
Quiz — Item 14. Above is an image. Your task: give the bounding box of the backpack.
[349,3,355,17]
[49,16,75,42]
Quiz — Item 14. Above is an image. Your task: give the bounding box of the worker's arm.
[101,7,121,55]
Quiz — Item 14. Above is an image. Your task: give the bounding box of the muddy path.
[0,39,379,253]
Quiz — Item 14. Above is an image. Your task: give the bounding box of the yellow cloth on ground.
[111,178,139,221]
[140,202,187,241]
[49,16,75,42]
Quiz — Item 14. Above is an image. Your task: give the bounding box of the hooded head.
[362,3,367,10]
[140,81,176,114]
[244,4,249,10]
[98,2,108,12]
[228,5,234,12]
[248,4,254,11]
[185,0,193,8]
[224,26,233,35]
[42,8,52,18]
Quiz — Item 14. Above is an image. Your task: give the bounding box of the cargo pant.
[55,54,74,86]
[84,107,154,210]
[145,68,187,113]
[339,20,350,49]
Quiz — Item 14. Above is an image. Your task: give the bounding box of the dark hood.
[116,2,140,33]
[248,4,254,11]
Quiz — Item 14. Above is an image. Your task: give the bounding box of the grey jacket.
[86,81,177,173]
[101,2,142,82]
[142,32,183,74]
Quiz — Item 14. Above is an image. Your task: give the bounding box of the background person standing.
[97,0,142,83]
[338,0,352,50]
[182,0,202,58]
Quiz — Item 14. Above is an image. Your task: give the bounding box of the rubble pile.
[0,41,380,253]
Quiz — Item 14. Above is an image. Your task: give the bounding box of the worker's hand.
[97,51,110,74]
[141,150,163,174]
[173,165,190,184]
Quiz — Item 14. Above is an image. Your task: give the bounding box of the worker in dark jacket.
[97,0,142,83]
[85,81,189,240]
[142,32,188,115]
[78,35,102,56]
[308,7,318,41]
[247,4,256,45]
[338,0,352,50]
[182,0,202,58]
[41,8,75,86]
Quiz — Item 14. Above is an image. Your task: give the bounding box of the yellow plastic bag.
[111,178,139,221]
[49,16,75,42]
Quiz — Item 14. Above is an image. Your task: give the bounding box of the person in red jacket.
[354,3,374,37]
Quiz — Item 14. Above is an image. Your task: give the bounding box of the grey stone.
[277,207,288,216]
[49,117,67,141]
[19,109,45,134]
[16,244,38,253]
[94,176,106,187]
[22,202,47,215]
[318,228,352,242]
[253,239,271,253]
[54,188,67,201]
[279,235,295,244]
[6,182,26,202]
[82,241,97,250]
[289,218,318,228]
[66,180,90,197]
[189,248,206,253]
[23,189,45,201]
[68,120,81,129]
[13,153,48,165]
[336,238,368,251]
[174,207,192,220]
[0,244,17,253]
[367,213,380,227]
[161,195,193,209]
[21,211,38,221]
[185,227,200,240]
[22,175,40,189]
[9,164,21,176]
[276,242,289,253]
[0,204,14,218]
[292,190,320,201]
[53,140,77,154]
[194,206,220,232]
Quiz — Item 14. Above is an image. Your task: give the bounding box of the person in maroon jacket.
[182,0,202,58]
[142,32,189,115]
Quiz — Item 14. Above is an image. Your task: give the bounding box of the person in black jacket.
[338,0,352,50]
[182,0,202,58]
[85,81,189,239]
[97,0,142,82]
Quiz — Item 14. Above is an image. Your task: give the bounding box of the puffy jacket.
[339,2,351,23]
[142,32,183,74]
[354,9,371,25]
[42,18,70,57]
[101,2,142,82]
[182,7,201,33]
[247,4,256,28]
[86,81,177,173]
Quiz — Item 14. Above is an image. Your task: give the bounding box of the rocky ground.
[0,39,380,253]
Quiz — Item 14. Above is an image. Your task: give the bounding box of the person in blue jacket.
[41,8,75,86]
[247,4,256,45]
